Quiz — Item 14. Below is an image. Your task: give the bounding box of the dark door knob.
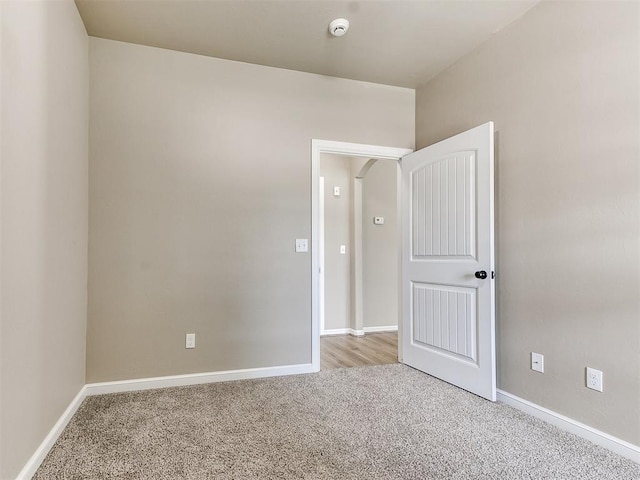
[475,270,488,279]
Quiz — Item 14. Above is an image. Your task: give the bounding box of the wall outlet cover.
[186,333,196,349]
[586,367,603,392]
[531,352,544,373]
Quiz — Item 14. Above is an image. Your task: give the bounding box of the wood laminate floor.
[320,332,398,370]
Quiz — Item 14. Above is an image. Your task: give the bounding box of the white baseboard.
[85,363,315,395]
[16,363,314,478]
[321,328,351,336]
[321,326,397,337]
[363,325,398,333]
[16,386,89,480]
[497,389,640,464]
[321,328,364,336]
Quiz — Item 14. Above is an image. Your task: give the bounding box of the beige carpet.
[34,364,639,479]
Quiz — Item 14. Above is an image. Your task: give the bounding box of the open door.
[401,122,496,401]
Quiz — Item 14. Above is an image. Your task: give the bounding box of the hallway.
[320,332,398,370]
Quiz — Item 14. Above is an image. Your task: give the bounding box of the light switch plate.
[333,186,341,196]
[295,239,308,253]
[531,352,544,373]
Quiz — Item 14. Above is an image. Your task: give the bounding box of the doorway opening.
[311,140,412,372]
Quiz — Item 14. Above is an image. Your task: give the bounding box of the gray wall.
[362,160,399,329]
[320,155,352,331]
[416,1,639,444]
[88,38,414,382]
[0,1,89,477]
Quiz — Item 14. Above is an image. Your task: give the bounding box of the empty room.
[1,0,639,478]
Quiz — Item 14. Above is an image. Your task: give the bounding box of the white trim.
[395,159,403,363]
[311,139,412,372]
[321,328,351,336]
[352,177,364,333]
[319,176,325,336]
[312,140,413,161]
[497,389,640,464]
[85,363,315,395]
[15,386,89,480]
[320,327,396,337]
[363,325,398,333]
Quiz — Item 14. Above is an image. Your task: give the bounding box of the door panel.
[412,283,476,361]
[402,122,495,401]
[412,152,476,258]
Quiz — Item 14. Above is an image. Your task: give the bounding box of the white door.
[401,122,496,401]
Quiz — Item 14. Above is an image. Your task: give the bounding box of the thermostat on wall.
[374,217,384,225]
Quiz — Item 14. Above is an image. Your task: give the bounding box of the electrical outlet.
[531,352,544,373]
[586,367,603,392]
[185,333,196,349]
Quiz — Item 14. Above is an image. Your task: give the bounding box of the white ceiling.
[75,0,538,89]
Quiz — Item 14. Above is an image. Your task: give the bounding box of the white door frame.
[318,177,326,335]
[311,139,413,372]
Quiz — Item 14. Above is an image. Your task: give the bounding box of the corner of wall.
[0,0,90,477]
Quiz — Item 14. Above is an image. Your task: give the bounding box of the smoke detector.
[328,18,350,37]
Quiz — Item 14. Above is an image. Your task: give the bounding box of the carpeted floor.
[34,364,639,479]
